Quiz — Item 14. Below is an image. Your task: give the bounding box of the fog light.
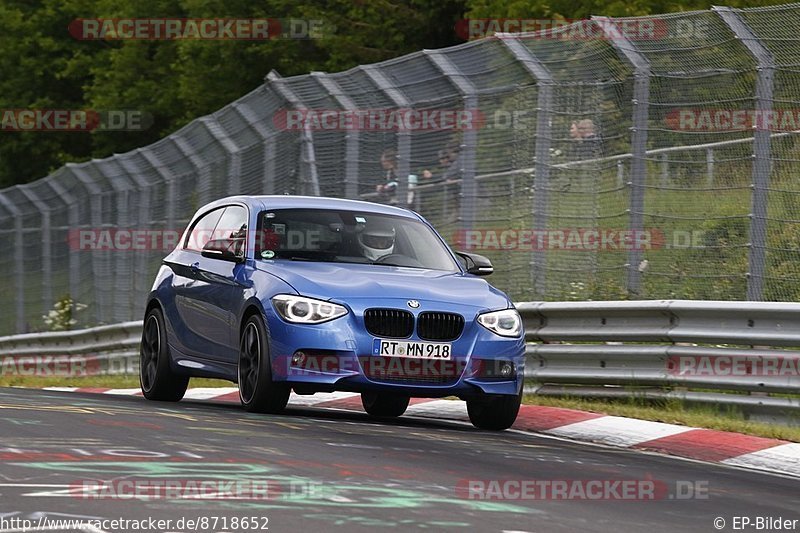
[473,359,516,379]
[291,351,307,366]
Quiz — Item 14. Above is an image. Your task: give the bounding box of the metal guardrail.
[0,321,142,356]
[520,300,800,416]
[0,321,142,375]
[1,302,798,414]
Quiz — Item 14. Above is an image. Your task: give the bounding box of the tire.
[467,390,522,431]
[238,314,290,414]
[361,392,410,417]
[139,307,189,402]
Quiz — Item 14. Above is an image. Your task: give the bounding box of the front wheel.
[238,314,290,414]
[467,391,522,430]
[139,307,189,401]
[361,392,410,417]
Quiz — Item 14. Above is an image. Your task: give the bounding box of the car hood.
[257,261,511,310]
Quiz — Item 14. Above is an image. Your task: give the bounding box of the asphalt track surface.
[0,387,798,533]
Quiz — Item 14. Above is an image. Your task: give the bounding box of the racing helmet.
[358,227,395,261]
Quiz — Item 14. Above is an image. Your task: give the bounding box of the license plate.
[372,339,452,359]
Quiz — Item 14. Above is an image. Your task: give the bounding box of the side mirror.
[201,238,244,263]
[455,251,494,276]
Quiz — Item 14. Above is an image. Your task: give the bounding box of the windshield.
[255,208,459,272]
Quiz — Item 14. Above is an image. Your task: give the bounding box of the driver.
[358,227,395,261]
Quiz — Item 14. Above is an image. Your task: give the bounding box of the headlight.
[272,295,348,324]
[477,309,522,338]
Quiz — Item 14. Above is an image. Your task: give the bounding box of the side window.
[183,208,224,252]
[214,206,248,257]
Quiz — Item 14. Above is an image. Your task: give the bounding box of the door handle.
[190,262,200,272]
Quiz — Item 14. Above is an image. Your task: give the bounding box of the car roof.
[199,195,422,220]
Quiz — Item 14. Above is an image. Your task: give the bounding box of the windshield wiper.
[370,261,424,269]
[290,256,328,262]
[283,256,420,268]
[286,254,342,263]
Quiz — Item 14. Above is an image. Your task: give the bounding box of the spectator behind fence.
[375,148,399,205]
[375,148,426,208]
[418,143,462,220]
[421,144,461,184]
[569,119,603,161]
[557,119,604,193]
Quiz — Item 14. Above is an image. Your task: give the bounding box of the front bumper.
[266,298,525,399]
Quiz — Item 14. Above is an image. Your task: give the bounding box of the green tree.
[0,0,468,187]
[0,0,95,187]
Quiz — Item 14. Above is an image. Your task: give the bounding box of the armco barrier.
[0,321,142,356]
[521,300,800,413]
[0,321,141,376]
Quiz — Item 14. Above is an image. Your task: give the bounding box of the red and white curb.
[45,386,800,478]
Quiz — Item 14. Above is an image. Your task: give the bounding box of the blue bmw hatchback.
[140,196,525,429]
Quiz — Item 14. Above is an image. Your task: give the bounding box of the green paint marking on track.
[173,481,534,513]
[16,463,534,514]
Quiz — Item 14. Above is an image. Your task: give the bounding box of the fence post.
[47,177,81,321]
[0,193,25,332]
[67,163,106,325]
[594,16,651,297]
[267,71,320,196]
[199,117,243,197]
[115,154,152,318]
[425,50,478,233]
[18,187,52,319]
[313,72,360,200]
[706,148,715,188]
[173,135,213,206]
[93,159,132,324]
[499,35,554,298]
[362,65,411,208]
[230,101,276,195]
[139,151,178,232]
[714,7,775,301]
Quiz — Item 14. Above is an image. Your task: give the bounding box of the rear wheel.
[361,392,410,417]
[467,391,522,430]
[238,315,290,414]
[139,307,189,401]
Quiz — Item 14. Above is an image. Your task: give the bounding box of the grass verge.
[523,394,800,442]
